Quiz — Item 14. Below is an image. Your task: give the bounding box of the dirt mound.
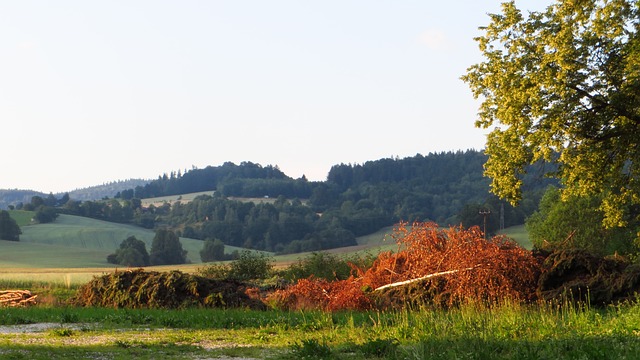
[537,249,640,306]
[69,269,265,310]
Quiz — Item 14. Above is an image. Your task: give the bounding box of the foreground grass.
[0,300,638,359]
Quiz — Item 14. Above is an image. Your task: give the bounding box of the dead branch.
[374,266,479,291]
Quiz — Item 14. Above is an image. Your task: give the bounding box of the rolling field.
[499,224,532,249]
[1,209,531,287]
[141,191,307,208]
[18,214,211,265]
[140,191,216,207]
[7,210,35,226]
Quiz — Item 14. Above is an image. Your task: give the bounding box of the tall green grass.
[0,300,638,359]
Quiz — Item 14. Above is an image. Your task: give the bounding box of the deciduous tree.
[199,238,225,262]
[0,210,21,241]
[107,236,150,267]
[150,229,187,265]
[462,0,640,228]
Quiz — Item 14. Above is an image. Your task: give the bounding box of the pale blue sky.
[0,1,552,193]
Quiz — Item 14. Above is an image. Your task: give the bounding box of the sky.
[0,1,553,194]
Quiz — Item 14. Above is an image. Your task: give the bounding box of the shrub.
[200,238,225,262]
[279,252,352,282]
[227,251,273,281]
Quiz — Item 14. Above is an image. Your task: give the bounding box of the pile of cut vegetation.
[69,269,265,310]
[269,222,542,311]
[537,249,640,306]
[269,223,640,311]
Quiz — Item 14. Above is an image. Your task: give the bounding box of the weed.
[59,311,79,323]
[359,338,399,358]
[289,339,332,359]
[49,327,74,337]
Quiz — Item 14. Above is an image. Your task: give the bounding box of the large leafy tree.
[0,210,21,241]
[107,236,151,267]
[150,229,188,265]
[199,238,225,262]
[462,0,640,228]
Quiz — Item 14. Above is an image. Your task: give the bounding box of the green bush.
[279,252,376,282]
[228,251,273,280]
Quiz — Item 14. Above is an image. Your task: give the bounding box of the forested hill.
[0,179,148,210]
[119,161,295,200]
[120,151,554,228]
[328,151,488,190]
[120,150,552,241]
[4,151,555,253]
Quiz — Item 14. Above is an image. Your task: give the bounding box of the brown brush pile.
[67,225,640,311]
[269,222,542,311]
[537,249,640,305]
[69,269,265,310]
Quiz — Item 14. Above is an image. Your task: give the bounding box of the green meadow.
[10,213,249,266]
[0,300,638,359]
[2,212,637,360]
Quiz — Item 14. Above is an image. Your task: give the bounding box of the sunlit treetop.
[462,0,640,227]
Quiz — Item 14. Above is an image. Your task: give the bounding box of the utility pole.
[479,209,491,239]
[500,203,505,231]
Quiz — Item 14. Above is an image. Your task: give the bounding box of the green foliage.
[32,206,58,224]
[138,151,552,253]
[227,251,273,281]
[107,236,151,267]
[463,0,640,229]
[358,338,399,358]
[2,302,640,359]
[150,229,188,265]
[289,338,333,359]
[278,252,373,282]
[526,186,638,255]
[48,328,74,337]
[197,263,230,280]
[196,250,274,281]
[199,238,225,262]
[0,210,21,241]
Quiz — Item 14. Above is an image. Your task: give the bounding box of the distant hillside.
[2,152,556,254]
[65,179,149,202]
[0,179,149,209]
[0,190,45,210]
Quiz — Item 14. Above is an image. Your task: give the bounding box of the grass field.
[140,191,216,207]
[14,214,211,265]
[1,209,530,288]
[499,224,532,249]
[7,210,35,226]
[140,190,302,208]
[0,300,638,359]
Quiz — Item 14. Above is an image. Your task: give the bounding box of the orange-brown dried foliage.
[361,222,541,306]
[267,277,373,311]
[271,222,541,311]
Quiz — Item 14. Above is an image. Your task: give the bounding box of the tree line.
[3,152,554,253]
